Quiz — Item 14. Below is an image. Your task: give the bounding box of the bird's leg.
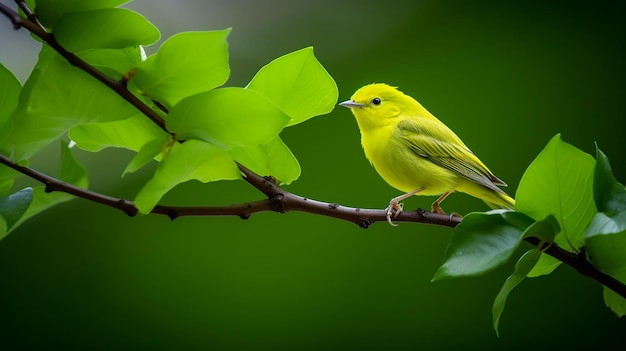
[431,192,452,214]
[386,187,425,226]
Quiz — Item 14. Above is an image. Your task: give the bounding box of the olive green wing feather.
[396,118,507,192]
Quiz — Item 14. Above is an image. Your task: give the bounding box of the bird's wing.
[396,118,507,192]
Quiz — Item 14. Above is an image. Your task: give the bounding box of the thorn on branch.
[166,208,178,220]
[358,218,372,229]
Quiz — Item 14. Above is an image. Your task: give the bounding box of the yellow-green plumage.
[340,83,514,219]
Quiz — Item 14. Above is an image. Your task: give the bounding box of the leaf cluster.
[0,0,338,230]
[433,134,626,335]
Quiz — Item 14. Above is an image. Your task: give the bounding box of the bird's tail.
[484,191,515,211]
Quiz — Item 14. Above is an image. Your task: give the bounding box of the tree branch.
[0,153,459,228]
[1,2,624,300]
[2,153,624,299]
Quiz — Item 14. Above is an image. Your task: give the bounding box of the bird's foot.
[431,203,462,220]
[431,202,445,214]
[385,200,404,226]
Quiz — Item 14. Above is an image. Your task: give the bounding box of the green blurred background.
[1,0,624,349]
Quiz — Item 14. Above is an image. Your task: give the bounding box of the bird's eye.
[372,97,381,105]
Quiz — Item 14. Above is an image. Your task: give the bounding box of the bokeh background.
[1,0,624,349]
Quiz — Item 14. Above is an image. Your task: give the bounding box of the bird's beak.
[338,100,363,109]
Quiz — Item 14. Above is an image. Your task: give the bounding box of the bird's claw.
[385,201,404,226]
[431,203,445,214]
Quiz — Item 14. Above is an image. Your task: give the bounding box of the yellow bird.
[339,83,515,225]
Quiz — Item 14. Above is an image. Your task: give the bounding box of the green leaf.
[36,0,131,28]
[432,211,524,280]
[69,114,168,153]
[0,188,34,239]
[527,254,561,277]
[246,47,338,126]
[586,211,626,238]
[515,134,596,251]
[133,30,231,108]
[492,249,542,337]
[53,8,160,53]
[11,141,88,232]
[585,211,626,316]
[516,215,560,278]
[594,146,626,215]
[134,140,240,214]
[0,165,21,196]
[0,63,21,132]
[500,211,535,230]
[603,288,626,317]
[167,88,290,149]
[520,214,559,243]
[4,48,138,160]
[59,141,89,188]
[76,46,143,80]
[229,136,300,185]
[122,137,165,176]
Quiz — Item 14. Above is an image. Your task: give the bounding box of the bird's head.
[339,83,413,131]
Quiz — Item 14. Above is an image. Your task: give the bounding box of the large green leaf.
[0,47,54,155]
[36,0,130,28]
[133,30,231,109]
[0,187,33,240]
[432,211,524,280]
[515,134,596,252]
[246,47,338,126]
[229,136,300,185]
[492,249,542,337]
[69,114,167,153]
[53,8,160,53]
[134,140,240,214]
[0,63,21,131]
[585,211,626,316]
[11,141,89,233]
[167,87,290,149]
[594,147,626,215]
[4,48,138,161]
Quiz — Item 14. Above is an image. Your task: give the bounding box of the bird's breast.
[360,125,459,195]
